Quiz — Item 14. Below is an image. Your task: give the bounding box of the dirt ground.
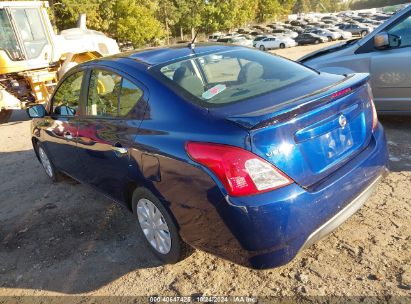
[0,43,410,300]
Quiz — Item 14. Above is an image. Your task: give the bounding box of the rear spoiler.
[225,73,370,130]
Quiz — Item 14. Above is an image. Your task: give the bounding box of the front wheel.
[259,45,266,51]
[279,43,285,49]
[132,188,192,264]
[36,143,62,182]
[327,36,332,42]
[314,39,320,44]
[360,31,368,38]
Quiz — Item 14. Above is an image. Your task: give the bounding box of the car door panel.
[76,118,139,202]
[40,69,86,177]
[75,67,147,203]
[41,116,80,174]
[371,47,411,110]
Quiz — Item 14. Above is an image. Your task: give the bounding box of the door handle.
[64,131,73,140]
[111,143,128,157]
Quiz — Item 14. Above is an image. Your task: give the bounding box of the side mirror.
[26,104,46,118]
[374,32,389,49]
[374,32,401,49]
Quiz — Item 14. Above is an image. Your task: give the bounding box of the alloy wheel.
[38,147,53,178]
[137,198,172,254]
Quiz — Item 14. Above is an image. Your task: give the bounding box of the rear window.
[153,49,316,108]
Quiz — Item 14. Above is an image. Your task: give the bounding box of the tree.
[156,0,181,44]
[112,0,165,47]
[51,0,103,31]
[257,0,283,23]
[174,0,206,39]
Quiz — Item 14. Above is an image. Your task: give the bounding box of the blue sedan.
[27,44,388,269]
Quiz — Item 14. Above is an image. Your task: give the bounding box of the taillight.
[367,83,378,131]
[185,142,293,197]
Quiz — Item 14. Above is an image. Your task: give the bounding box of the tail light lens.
[186,142,293,197]
[367,83,378,131]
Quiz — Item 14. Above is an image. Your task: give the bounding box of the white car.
[255,36,297,50]
[230,36,254,47]
[306,28,341,41]
[328,28,352,40]
[208,33,223,42]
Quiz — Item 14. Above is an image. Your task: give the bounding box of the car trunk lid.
[223,73,374,188]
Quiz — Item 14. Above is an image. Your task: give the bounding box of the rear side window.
[154,49,316,107]
[87,69,144,117]
[53,71,84,116]
[119,79,143,116]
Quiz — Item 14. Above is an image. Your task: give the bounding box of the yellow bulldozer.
[0,1,120,112]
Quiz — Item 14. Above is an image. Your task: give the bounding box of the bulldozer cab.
[0,1,54,74]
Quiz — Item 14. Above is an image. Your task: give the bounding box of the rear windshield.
[153,49,317,108]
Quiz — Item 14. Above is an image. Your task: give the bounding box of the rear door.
[76,67,147,202]
[41,69,86,176]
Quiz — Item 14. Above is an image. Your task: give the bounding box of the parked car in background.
[252,35,268,47]
[255,36,297,50]
[295,33,327,45]
[306,28,341,41]
[328,28,353,40]
[337,23,371,37]
[300,5,411,113]
[217,36,253,47]
[271,29,298,39]
[208,33,223,42]
[26,44,388,269]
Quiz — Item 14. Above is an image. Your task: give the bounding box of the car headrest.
[178,75,204,97]
[173,66,190,83]
[238,62,264,83]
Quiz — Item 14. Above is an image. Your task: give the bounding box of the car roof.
[103,43,240,67]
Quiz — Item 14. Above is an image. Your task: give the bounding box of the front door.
[370,12,411,111]
[76,68,145,202]
[41,70,86,176]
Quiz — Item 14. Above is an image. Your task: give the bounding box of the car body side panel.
[370,47,411,111]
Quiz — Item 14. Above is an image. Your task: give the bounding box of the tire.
[36,142,64,182]
[132,187,192,264]
[327,36,332,42]
[360,31,367,38]
[314,39,320,44]
[279,43,285,49]
[259,45,266,51]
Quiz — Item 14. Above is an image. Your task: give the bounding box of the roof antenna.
[188,32,198,50]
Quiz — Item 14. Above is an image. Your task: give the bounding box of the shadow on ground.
[0,110,29,125]
[379,116,411,172]
[0,149,163,294]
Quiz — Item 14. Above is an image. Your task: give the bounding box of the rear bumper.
[299,174,382,252]
[202,123,388,269]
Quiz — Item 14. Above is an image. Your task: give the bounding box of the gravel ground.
[0,43,410,300]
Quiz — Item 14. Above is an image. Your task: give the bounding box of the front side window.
[0,9,21,59]
[53,71,84,116]
[154,49,316,107]
[87,69,143,117]
[388,14,411,47]
[11,8,48,59]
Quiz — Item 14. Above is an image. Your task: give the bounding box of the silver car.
[300,5,411,114]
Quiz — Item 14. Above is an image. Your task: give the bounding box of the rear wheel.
[314,39,320,44]
[259,45,266,51]
[132,188,192,264]
[360,31,367,38]
[327,36,332,42]
[279,43,285,49]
